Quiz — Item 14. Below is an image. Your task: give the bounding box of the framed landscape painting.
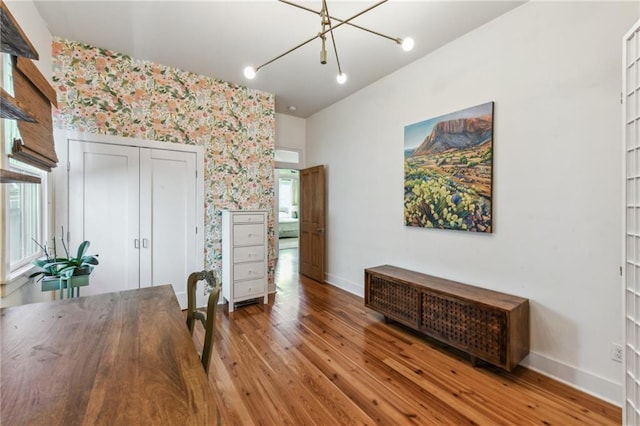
[404,102,494,232]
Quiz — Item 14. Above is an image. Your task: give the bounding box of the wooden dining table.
[1,285,219,425]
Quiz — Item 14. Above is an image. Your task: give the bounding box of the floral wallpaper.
[52,38,276,283]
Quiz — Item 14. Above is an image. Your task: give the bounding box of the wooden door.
[68,141,141,296]
[299,165,326,282]
[140,148,197,308]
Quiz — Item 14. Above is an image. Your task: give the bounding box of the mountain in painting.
[404,148,416,158]
[413,115,492,156]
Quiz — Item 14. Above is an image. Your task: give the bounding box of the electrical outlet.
[611,344,624,363]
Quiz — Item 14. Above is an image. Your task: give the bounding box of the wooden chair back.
[186,270,220,373]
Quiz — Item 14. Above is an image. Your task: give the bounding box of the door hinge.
[621,266,624,277]
[67,161,71,171]
[621,92,623,105]
[196,226,198,235]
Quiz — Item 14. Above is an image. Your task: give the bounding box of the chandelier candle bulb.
[336,73,347,84]
[244,66,257,79]
[401,37,415,52]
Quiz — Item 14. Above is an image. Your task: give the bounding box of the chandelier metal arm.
[255,0,388,73]
[278,0,400,45]
[324,0,343,75]
[329,26,342,74]
[256,34,319,73]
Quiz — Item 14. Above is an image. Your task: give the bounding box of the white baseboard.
[521,352,622,406]
[323,272,622,407]
[325,273,363,297]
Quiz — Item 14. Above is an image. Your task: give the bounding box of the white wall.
[306,1,638,404]
[1,275,53,308]
[275,112,306,168]
[1,1,55,307]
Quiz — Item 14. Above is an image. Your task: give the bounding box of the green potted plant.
[30,228,99,297]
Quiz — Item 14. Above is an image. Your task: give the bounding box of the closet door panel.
[68,140,140,296]
[140,148,197,308]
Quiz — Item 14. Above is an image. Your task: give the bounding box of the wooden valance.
[0,1,38,60]
[0,1,58,175]
[10,56,58,172]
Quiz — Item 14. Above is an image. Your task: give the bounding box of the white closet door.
[68,140,140,296]
[624,20,640,426]
[140,148,197,308]
[68,141,198,308]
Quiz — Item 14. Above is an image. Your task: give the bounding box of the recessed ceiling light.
[288,106,297,112]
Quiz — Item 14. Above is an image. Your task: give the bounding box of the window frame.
[0,53,48,283]
[6,171,47,272]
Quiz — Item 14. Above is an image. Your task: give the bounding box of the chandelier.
[243,0,414,85]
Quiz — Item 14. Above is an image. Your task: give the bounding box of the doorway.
[276,169,300,253]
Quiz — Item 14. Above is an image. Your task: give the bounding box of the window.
[277,170,299,218]
[279,178,293,208]
[275,149,300,164]
[2,53,45,275]
[8,180,41,267]
[274,148,302,169]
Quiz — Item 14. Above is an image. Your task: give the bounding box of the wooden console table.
[365,265,529,371]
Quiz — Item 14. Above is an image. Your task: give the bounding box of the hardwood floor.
[194,249,621,425]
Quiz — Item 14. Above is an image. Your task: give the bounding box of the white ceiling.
[34,1,524,118]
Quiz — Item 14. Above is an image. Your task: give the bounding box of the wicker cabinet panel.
[420,291,506,365]
[367,275,420,327]
[364,265,529,371]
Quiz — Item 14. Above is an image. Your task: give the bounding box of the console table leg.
[470,356,479,367]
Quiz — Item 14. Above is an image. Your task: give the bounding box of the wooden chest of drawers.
[365,265,529,371]
[222,210,268,312]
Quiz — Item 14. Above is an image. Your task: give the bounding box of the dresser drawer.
[234,261,265,281]
[233,214,264,224]
[233,224,264,246]
[234,278,267,299]
[233,245,265,263]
